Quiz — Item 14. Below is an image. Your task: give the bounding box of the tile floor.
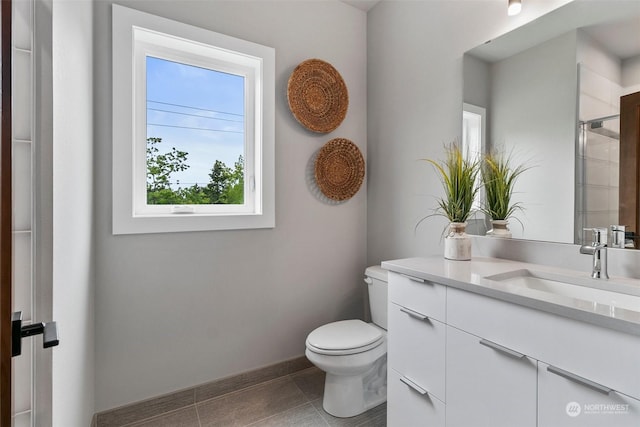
[120,367,386,427]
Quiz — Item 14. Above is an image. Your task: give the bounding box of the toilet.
[305,266,388,418]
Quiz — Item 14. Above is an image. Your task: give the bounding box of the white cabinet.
[387,271,446,426]
[446,326,537,427]
[538,362,640,427]
[447,287,640,399]
[386,265,640,427]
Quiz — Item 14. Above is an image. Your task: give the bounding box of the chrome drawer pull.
[479,339,525,359]
[547,365,611,395]
[400,307,429,321]
[400,375,428,395]
[401,273,426,284]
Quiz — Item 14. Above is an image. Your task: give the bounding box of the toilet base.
[322,354,387,418]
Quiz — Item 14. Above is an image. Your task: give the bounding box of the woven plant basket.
[287,59,348,133]
[314,138,365,201]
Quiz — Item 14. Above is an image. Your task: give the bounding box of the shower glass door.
[577,115,620,244]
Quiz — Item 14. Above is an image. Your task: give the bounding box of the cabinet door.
[388,302,446,401]
[388,368,445,427]
[446,326,537,427]
[538,362,640,426]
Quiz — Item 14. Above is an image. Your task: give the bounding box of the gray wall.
[51,0,95,425]
[366,0,575,264]
[93,0,367,411]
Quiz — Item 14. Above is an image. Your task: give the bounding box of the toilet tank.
[364,266,388,330]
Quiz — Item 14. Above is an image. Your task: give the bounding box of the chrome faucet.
[611,225,626,248]
[580,228,609,279]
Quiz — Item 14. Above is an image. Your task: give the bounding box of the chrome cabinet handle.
[400,273,425,283]
[547,365,611,395]
[400,375,428,395]
[479,339,525,359]
[400,306,429,321]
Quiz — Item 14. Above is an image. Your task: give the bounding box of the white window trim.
[133,33,258,216]
[112,5,275,234]
[462,103,486,213]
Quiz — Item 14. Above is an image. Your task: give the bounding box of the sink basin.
[484,269,640,312]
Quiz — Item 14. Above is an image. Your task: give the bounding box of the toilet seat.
[306,320,384,356]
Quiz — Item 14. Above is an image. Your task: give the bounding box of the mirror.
[463,1,640,246]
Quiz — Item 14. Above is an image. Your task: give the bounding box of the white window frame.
[112,5,275,234]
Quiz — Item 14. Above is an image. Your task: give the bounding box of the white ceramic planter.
[444,222,471,261]
[486,220,512,238]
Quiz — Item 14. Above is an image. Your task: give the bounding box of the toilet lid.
[306,320,383,354]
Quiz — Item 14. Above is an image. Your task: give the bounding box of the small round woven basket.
[287,59,348,133]
[314,138,365,201]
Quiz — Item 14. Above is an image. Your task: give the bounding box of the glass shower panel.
[578,116,620,244]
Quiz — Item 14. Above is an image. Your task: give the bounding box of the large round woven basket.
[287,59,348,133]
[314,138,365,201]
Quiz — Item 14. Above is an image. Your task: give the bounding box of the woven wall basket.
[287,59,348,133]
[315,138,365,201]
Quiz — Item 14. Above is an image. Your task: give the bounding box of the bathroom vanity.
[382,256,640,427]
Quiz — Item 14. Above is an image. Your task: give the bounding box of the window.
[112,5,275,234]
[462,103,486,212]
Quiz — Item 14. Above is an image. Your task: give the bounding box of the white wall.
[51,0,95,425]
[490,31,577,243]
[577,30,621,84]
[93,0,367,411]
[366,0,574,265]
[463,54,491,112]
[622,54,640,94]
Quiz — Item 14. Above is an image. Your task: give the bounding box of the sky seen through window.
[146,56,245,190]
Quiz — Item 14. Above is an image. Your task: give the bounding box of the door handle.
[12,311,59,357]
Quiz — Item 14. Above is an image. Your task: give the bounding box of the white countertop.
[381,256,640,336]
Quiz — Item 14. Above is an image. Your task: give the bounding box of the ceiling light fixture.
[508,0,522,16]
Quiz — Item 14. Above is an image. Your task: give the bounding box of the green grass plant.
[481,151,528,221]
[422,143,480,224]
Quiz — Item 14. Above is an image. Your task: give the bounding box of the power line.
[147,123,244,134]
[147,99,244,117]
[148,107,244,123]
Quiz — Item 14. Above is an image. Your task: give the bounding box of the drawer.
[538,361,640,427]
[388,368,445,427]
[447,287,640,399]
[446,326,537,427]
[388,271,446,322]
[388,302,446,401]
